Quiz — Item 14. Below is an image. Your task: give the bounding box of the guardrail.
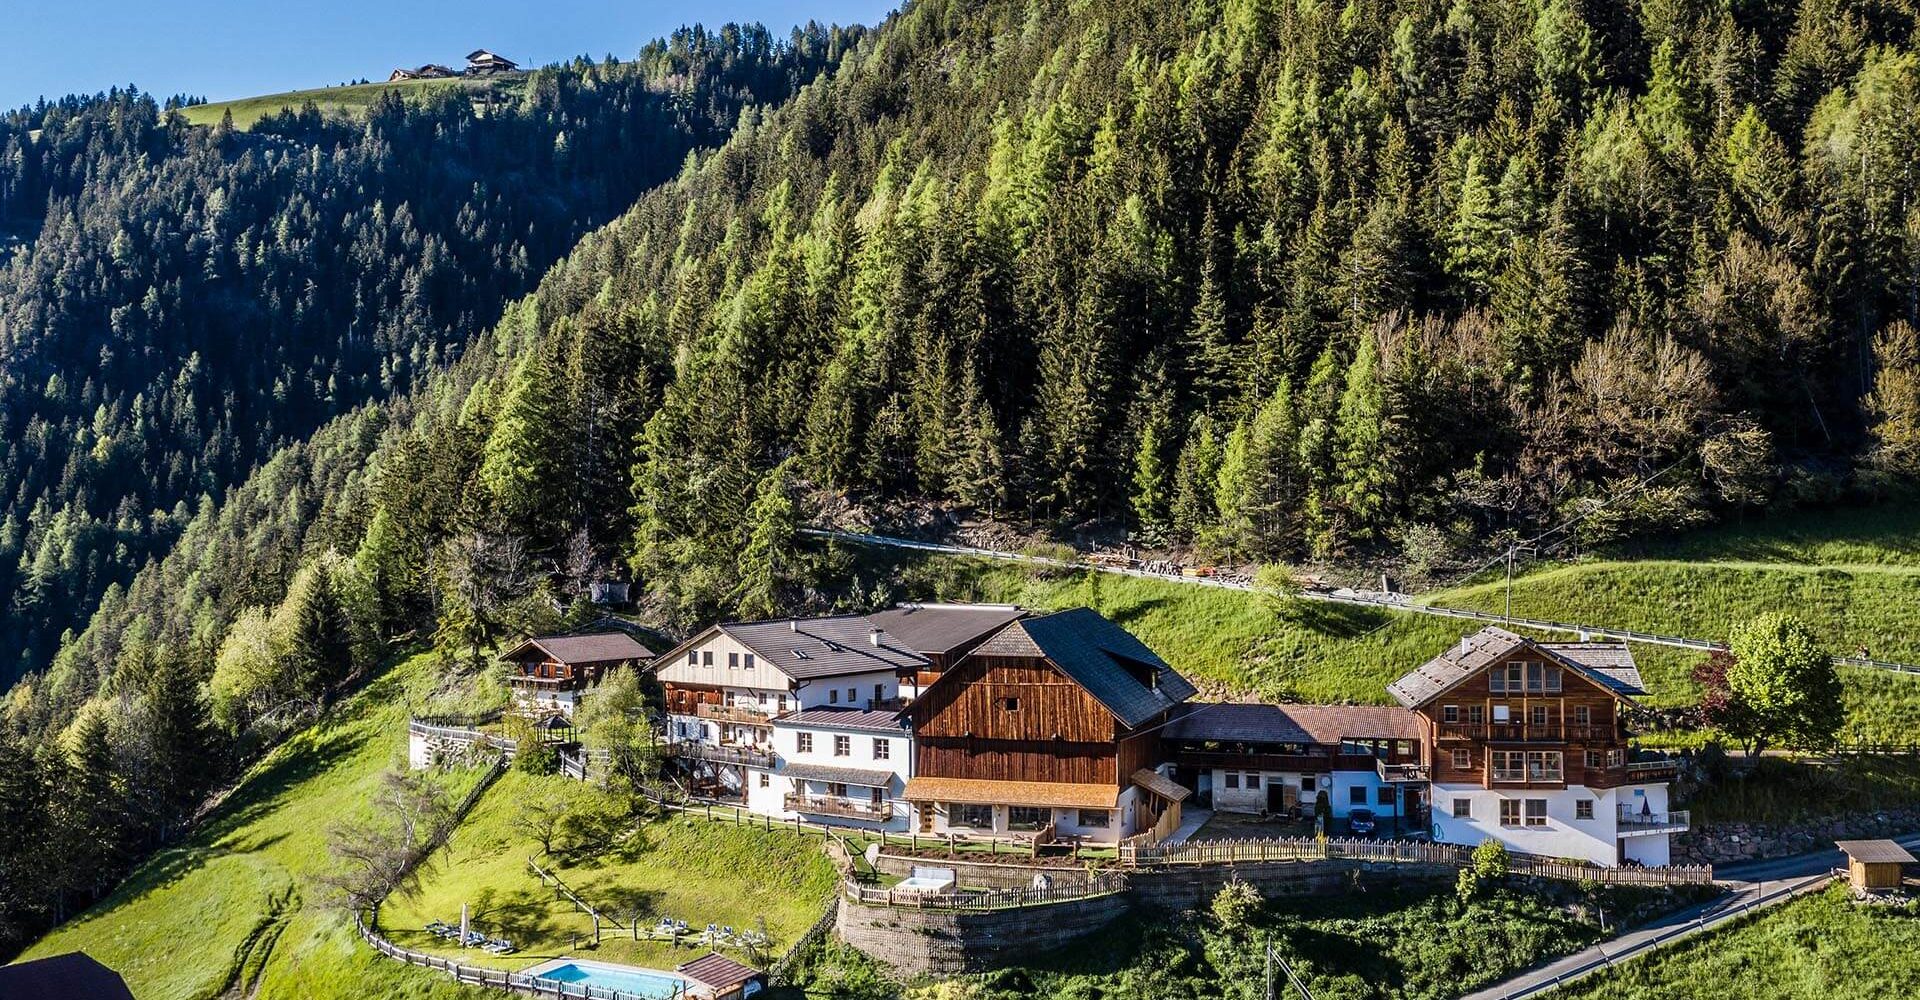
[842,871,1130,910]
[801,528,1920,677]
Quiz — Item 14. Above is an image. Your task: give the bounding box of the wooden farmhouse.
[1389,626,1684,866]
[388,64,456,81]
[465,49,520,75]
[902,608,1197,845]
[499,630,656,716]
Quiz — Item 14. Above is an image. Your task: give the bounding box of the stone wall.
[1675,807,1920,865]
[841,858,1457,974]
[835,892,1133,977]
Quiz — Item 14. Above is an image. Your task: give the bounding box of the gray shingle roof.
[772,707,907,733]
[1387,626,1646,707]
[865,603,1026,655]
[975,608,1196,728]
[780,761,897,787]
[1836,839,1919,864]
[1164,702,1419,744]
[1540,643,1647,696]
[721,615,929,680]
[502,631,656,665]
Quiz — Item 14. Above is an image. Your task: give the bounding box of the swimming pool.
[521,958,694,999]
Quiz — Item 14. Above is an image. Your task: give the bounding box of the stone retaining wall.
[843,857,1458,974]
[1675,808,1920,864]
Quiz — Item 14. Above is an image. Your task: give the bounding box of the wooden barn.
[465,49,520,75]
[902,608,1196,845]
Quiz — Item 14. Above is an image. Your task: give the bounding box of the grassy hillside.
[882,503,1920,740]
[1550,885,1920,999]
[379,773,837,971]
[180,76,507,128]
[14,653,490,1000]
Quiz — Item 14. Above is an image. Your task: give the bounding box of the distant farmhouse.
[388,64,457,82]
[386,49,518,83]
[465,49,520,75]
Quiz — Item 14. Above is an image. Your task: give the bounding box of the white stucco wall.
[1431,782,1673,867]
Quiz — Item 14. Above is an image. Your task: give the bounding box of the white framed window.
[1442,704,1460,723]
[1245,773,1261,789]
[951,803,992,828]
[1492,704,1511,722]
[701,650,713,667]
[796,732,813,753]
[758,772,770,788]
[1452,749,1473,769]
[1530,705,1549,727]
[1499,800,1522,826]
[745,653,756,670]
[833,734,850,757]
[873,738,890,760]
[1525,799,1548,826]
[1301,776,1316,791]
[1077,808,1110,828]
[1224,772,1240,789]
[1574,705,1591,726]
[1575,799,1594,820]
[729,652,739,668]
[829,689,839,704]
[1452,798,1472,818]
[686,651,698,667]
[846,687,857,703]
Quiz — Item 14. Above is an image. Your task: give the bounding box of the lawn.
[874,502,1920,739]
[16,652,493,1000]
[1550,885,1920,999]
[378,771,838,972]
[180,76,508,129]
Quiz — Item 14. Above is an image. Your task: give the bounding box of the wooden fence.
[528,854,625,933]
[1120,836,1715,886]
[841,871,1131,911]
[352,913,684,1000]
[769,898,839,986]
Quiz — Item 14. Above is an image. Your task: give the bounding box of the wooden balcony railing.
[785,794,893,820]
[1438,722,1620,742]
[1376,760,1430,782]
[664,740,777,769]
[695,703,777,726]
[1490,766,1563,784]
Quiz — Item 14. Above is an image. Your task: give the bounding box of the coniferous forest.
[9,0,1920,968]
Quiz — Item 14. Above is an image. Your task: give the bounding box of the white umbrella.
[460,903,470,948]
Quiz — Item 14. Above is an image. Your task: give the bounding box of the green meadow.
[181,76,505,129]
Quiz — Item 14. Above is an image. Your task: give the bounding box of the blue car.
[1347,808,1377,836]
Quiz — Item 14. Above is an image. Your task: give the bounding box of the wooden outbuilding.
[676,952,764,1000]
[1836,839,1915,892]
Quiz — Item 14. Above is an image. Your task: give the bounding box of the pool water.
[529,960,691,998]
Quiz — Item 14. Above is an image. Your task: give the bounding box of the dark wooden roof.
[865,603,1026,654]
[1837,839,1918,864]
[500,631,656,666]
[0,952,136,1000]
[1165,702,1419,745]
[969,608,1196,728]
[720,615,928,680]
[677,952,761,992]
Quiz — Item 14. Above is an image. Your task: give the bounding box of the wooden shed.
[1835,839,1915,892]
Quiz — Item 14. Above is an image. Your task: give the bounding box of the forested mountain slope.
[0,23,858,688]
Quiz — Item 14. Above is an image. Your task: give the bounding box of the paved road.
[1455,833,1920,1000]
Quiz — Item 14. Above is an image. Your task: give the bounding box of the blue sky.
[3,1,898,110]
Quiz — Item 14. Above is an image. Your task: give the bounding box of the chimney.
[869,628,884,648]
[789,619,798,632]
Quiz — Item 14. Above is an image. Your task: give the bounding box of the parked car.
[1347,808,1377,836]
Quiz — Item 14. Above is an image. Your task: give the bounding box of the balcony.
[1618,808,1689,836]
[784,794,894,821]
[1173,749,1330,772]
[1625,759,1680,782]
[1491,765,1564,784]
[696,703,777,726]
[664,740,777,769]
[1438,722,1620,743]
[1376,760,1430,783]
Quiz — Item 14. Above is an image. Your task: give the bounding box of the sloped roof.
[903,776,1119,809]
[0,952,135,1000]
[866,603,1026,654]
[1131,768,1191,803]
[1164,702,1420,745]
[782,761,896,787]
[677,953,761,992]
[1540,643,1647,696]
[772,707,906,733]
[972,608,1197,728]
[1836,839,1918,864]
[501,631,656,666]
[1386,627,1644,707]
[721,615,928,680]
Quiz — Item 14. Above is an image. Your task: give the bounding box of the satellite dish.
[864,842,881,866]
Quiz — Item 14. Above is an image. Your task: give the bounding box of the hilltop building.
[388,64,456,81]
[500,629,657,716]
[466,49,519,75]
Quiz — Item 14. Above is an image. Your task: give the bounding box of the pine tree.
[1333,333,1394,546]
[1170,413,1223,543]
[733,458,800,621]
